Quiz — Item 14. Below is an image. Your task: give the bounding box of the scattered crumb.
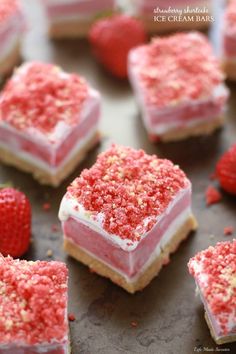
[43,202,51,211]
[46,249,53,257]
[205,185,222,206]
[209,172,217,181]
[51,224,59,232]
[130,321,138,328]
[68,313,76,322]
[224,226,234,236]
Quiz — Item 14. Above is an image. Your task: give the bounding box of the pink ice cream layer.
[62,187,191,279]
[0,90,100,169]
[135,0,209,15]
[42,0,116,21]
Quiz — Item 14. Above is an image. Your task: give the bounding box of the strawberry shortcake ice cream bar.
[188,240,236,345]
[42,0,117,38]
[128,32,229,142]
[0,0,25,75]
[59,144,197,293]
[222,0,236,80]
[131,0,213,33]
[0,62,101,186]
[0,255,69,353]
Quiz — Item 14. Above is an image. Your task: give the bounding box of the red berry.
[89,15,147,78]
[0,188,31,257]
[216,144,236,195]
[205,185,222,205]
[223,226,234,236]
[68,313,76,321]
[43,202,51,211]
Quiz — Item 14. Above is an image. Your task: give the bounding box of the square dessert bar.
[222,0,236,80]
[59,144,197,293]
[128,32,229,142]
[0,0,25,75]
[188,240,236,345]
[0,62,101,186]
[0,255,69,353]
[131,0,213,33]
[42,0,117,38]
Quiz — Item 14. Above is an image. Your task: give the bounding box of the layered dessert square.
[0,0,25,75]
[188,240,236,345]
[0,62,101,186]
[222,0,236,80]
[131,0,213,33]
[59,144,197,293]
[41,0,117,38]
[128,32,229,142]
[0,255,69,353]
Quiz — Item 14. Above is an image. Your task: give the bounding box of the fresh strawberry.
[0,188,31,257]
[89,14,147,78]
[216,144,236,195]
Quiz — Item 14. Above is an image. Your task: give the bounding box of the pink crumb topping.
[67,144,189,242]
[224,0,236,34]
[0,62,88,135]
[0,0,20,22]
[0,255,68,345]
[132,32,223,108]
[188,240,236,335]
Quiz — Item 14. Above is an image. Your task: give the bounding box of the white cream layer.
[66,206,192,283]
[59,186,191,252]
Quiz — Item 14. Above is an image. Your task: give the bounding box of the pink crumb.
[224,226,234,236]
[205,185,222,205]
[68,313,76,322]
[130,321,138,328]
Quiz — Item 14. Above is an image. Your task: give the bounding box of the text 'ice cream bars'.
[188,240,236,345]
[0,62,101,186]
[0,255,70,354]
[59,144,197,293]
[41,0,117,38]
[131,0,213,33]
[128,32,229,142]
